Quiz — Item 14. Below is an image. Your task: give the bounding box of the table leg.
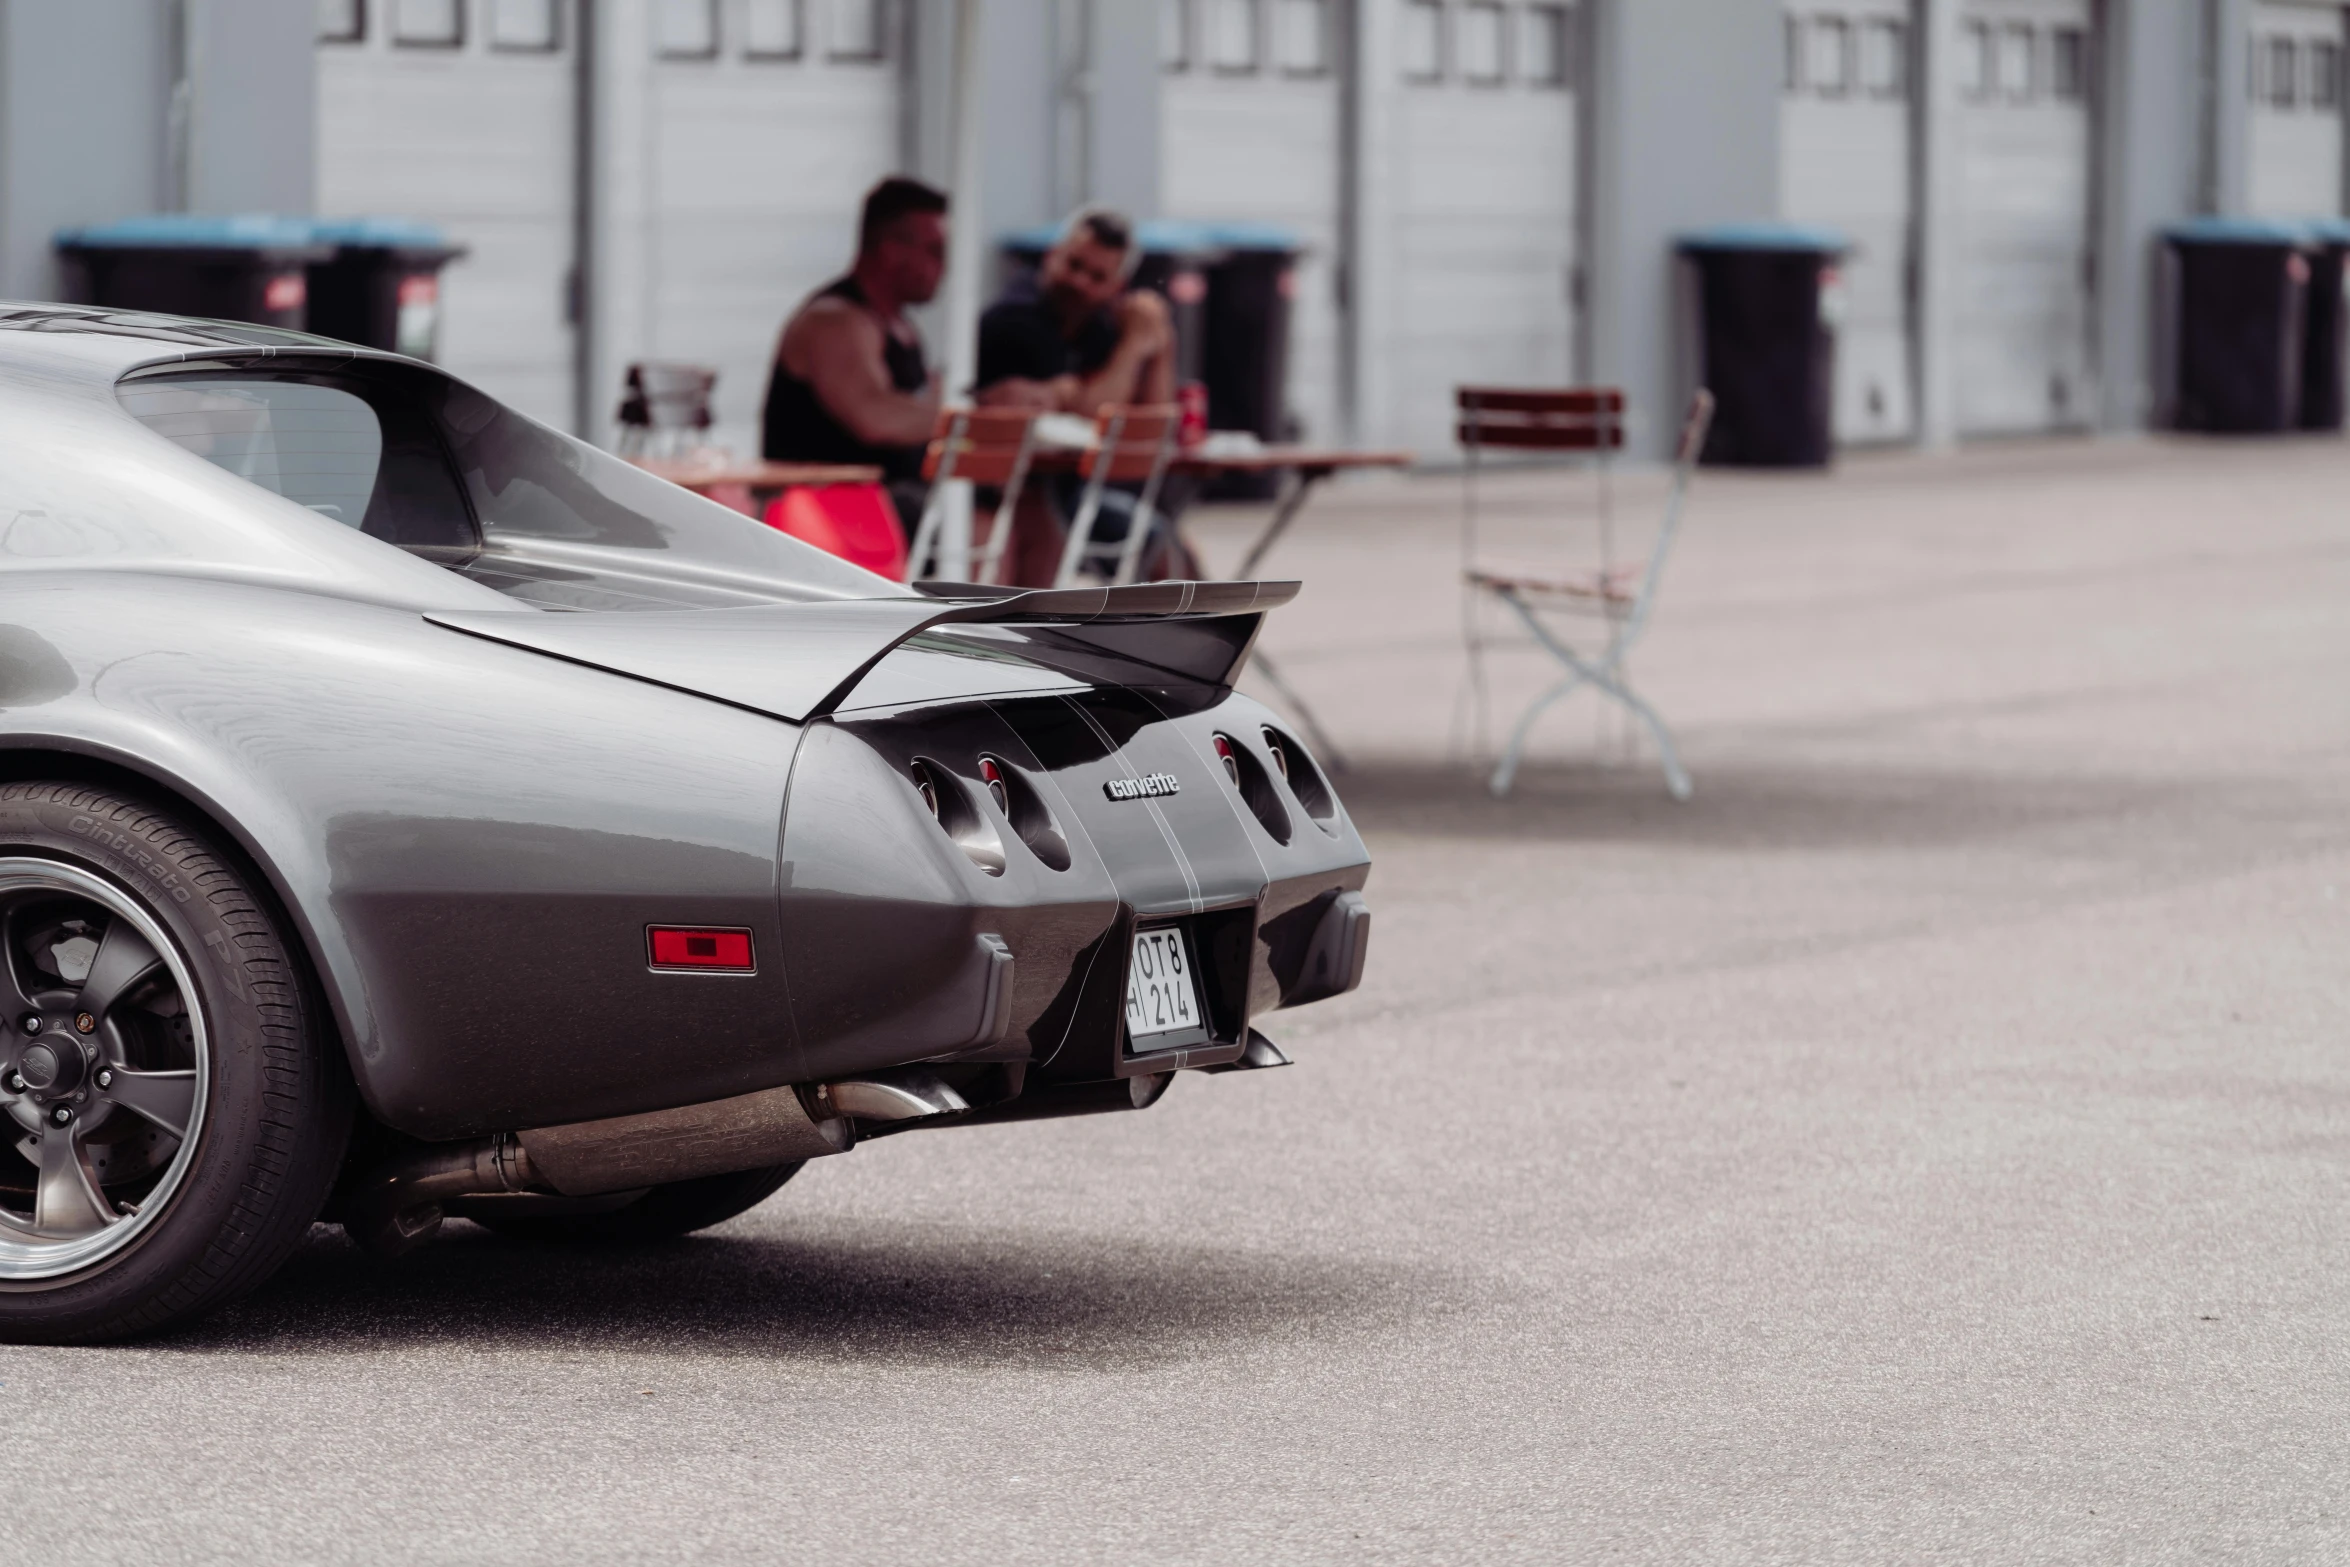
[1233,467,1325,580]
[1247,649,1351,773]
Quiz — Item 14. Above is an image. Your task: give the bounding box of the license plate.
[1125,926,1202,1043]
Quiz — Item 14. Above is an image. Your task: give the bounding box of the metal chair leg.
[1589,670,1692,801]
[1488,670,1591,797]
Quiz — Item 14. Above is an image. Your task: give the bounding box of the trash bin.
[2165,217,2310,434]
[2301,218,2350,431]
[304,217,468,361]
[1676,224,1847,468]
[999,220,1221,391]
[1196,221,1303,499]
[53,214,332,331]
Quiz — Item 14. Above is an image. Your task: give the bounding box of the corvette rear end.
[0,308,1372,1335]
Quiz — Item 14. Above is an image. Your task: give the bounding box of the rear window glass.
[120,378,383,528]
[120,371,478,554]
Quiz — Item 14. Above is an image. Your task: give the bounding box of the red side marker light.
[648,926,755,972]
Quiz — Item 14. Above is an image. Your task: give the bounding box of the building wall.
[0,0,2329,461]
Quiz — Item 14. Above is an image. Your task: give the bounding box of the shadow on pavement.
[1333,755,2332,859]
[165,1215,1446,1367]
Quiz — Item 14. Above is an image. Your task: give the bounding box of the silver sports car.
[0,306,1371,1342]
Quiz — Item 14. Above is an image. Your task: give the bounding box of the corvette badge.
[1104,772,1181,801]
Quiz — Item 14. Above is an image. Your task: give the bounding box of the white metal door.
[642,0,901,457]
[1384,0,1581,456]
[2248,1,2347,218]
[316,0,578,429]
[1781,2,1916,444]
[1953,0,2097,435]
[1160,0,1344,443]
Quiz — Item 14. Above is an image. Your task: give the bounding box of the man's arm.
[1063,290,1174,414]
[780,298,939,446]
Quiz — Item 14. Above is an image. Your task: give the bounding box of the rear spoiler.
[426,579,1300,723]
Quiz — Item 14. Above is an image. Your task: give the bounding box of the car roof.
[0,302,380,382]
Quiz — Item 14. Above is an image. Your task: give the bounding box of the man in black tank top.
[762,177,947,542]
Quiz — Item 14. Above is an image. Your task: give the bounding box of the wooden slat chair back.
[1053,403,1183,587]
[1457,384,1715,801]
[1456,386,1628,454]
[907,406,1041,584]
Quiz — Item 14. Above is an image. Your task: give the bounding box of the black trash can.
[2165,217,2310,434]
[1197,221,1303,498]
[54,215,331,331]
[1676,224,1846,468]
[998,220,1221,389]
[305,217,468,361]
[2301,218,2350,431]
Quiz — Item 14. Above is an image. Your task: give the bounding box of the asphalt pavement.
[4,435,2348,1564]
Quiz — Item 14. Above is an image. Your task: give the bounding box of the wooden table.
[629,456,882,497]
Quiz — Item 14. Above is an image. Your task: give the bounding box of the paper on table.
[1193,430,1266,459]
[1030,413,1100,451]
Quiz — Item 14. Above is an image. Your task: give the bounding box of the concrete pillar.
[1914,0,1964,449]
[1340,0,1401,450]
[182,0,316,216]
[1085,0,1161,221]
[1584,0,1782,458]
[2206,0,2251,213]
[2097,0,2208,431]
[585,0,656,449]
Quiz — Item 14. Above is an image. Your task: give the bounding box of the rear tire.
[0,782,350,1343]
[471,1163,801,1245]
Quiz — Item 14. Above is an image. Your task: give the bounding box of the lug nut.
[74,1012,95,1035]
[19,1015,38,1034]
[50,1106,71,1126]
[94,1069,113,1090]
[4,1073,22,1093]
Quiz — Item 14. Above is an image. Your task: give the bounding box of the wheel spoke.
[75,918,165,1023]
[105,1068,196,1139]
[31,1123,109,1234]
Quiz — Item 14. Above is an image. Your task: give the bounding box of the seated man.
[974,208,1179,585]
[762,176,948,544]
[977,207,1174,416]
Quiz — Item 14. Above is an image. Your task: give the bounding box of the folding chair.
[905,407,1041,584]
[1461,386,1715,801]
[1051,403,1182,587]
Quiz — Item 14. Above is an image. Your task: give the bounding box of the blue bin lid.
[2164,215,2310,246]
[2303,216,2350,244]
[307,215,458,250]
[1002,218,1304,258]
[55,213,328,252]
[1677,222,1849,255]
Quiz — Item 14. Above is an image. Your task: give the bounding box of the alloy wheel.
[0,858,208,1280]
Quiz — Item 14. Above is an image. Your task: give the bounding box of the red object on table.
[1178,381,1208,449]
[763,483,909,581]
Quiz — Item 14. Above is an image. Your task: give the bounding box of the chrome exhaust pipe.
[344,1132,539,1258]
[345,1083,855,1256]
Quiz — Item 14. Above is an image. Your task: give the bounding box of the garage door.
[1781,2,1916,445]
[1160,0,1344,444]
[2248,1,2347,218]
[641,0,901,458]
[1383,0,1582,456]
[1953,0,2098,435]
[316,0,578,430]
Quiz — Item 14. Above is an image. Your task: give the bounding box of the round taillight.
[1260,726,1290,781]
[979,756,1010,815]
[1213,733,1240,786]
[913,769,939,819]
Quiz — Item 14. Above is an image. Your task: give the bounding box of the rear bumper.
[777,684,1372,1098]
